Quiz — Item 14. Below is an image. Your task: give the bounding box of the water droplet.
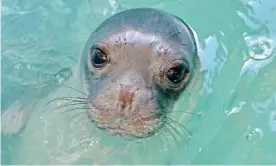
[198,148,203,152]
[44,140,49,144]
[246,128,264,141]
[247,37,274,60]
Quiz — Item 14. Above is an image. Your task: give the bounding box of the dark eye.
[166,65,187,84]
[91,48,109,68]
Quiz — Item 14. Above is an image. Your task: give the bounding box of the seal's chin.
[87,106,165,139]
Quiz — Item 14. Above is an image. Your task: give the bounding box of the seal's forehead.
[88,8,197,65]
[102,30,170,50]
[99,29,193,63]
[95,26,194,53]
[92,9,195,49]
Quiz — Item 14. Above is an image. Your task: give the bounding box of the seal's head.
[79,8,199,139]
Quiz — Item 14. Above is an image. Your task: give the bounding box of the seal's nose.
[118,84,135,109]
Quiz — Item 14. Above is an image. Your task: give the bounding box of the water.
[1,0,276,164]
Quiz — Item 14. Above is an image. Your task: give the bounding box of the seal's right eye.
[165,64,189,85]
[91,48,109,68]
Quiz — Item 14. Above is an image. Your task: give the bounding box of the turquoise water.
[1,0,276,164]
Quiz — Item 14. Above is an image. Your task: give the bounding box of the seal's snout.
[88,77,161,138]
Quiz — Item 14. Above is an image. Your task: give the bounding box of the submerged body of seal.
[10,8,201,165]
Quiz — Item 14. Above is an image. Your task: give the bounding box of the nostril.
[118,84,135,109]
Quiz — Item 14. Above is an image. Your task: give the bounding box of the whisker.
[45,96,87,106]
[50,101,88,112]
[137,111,165,119]
[67,112,87,125]
[164,121,188,153]
[82,77,98,81]
[58,85,88,96]
[167,117,191,135]
[166,117,192,138]
[167,111,203,116]
[166,121,186,140]
[49,96,87,101]
[160,107,202,116]
[60,107,90,115]
[81,82,93,93]
[163,123,181,147]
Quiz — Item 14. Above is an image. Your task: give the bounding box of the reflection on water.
[1,0,276,164]
[269,110,276,132]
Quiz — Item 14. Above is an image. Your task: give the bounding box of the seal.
[77,7,200,139]
[1,67,73,135]
[10,8,201,165]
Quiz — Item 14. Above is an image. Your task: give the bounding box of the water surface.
[1,0,276,164]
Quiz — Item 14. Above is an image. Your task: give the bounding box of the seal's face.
[80,8,198,139]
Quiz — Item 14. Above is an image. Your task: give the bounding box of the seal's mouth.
[87,104,165,139]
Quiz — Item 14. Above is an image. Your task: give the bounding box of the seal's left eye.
[166,65,187,84]
[91,48,109,68]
